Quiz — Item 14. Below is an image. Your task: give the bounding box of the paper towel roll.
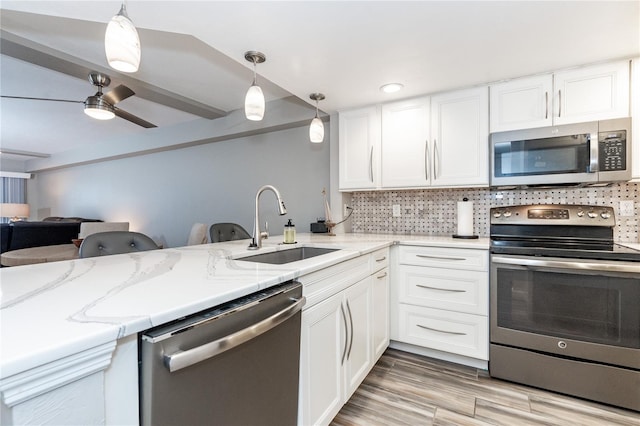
[457,200,474,236]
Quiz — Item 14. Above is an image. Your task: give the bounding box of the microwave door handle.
[588,133,598,173]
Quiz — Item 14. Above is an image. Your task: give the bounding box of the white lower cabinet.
[298,248,389,426]
[299,291,345,426]
[342,278,373,399]
[392,245,489,364]
[372,267,390,360]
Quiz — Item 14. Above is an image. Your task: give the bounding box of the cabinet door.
[372,267,390,360]
[553,60,630,125]
[339,106,380,190]
[343,277,373,400]
[381,97,430,187]
[430,86,489,187]
[490,74,553,132]
[299,292,346,426]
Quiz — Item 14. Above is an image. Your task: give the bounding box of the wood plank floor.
[331,349,640,426]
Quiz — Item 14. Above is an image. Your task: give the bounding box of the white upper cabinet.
[554,61,630,125]
[381,97,430,188]
[632,57,640,180]
[339,106,380,190]
[430,86,489,187]
[490,74,553,132]
[490,60,630,132]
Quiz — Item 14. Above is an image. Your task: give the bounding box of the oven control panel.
[491,204,616,226]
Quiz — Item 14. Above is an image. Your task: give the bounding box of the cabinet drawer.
[370,248,389,273]
[398,245,488,271]
[398,265,488,315]
[398,304,488,360]
[300,255,370,309]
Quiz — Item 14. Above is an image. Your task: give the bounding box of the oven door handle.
[492,256,639,274]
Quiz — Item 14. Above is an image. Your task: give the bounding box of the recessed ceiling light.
[380,83,404,93]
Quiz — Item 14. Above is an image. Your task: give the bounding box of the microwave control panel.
[598,130,626,171]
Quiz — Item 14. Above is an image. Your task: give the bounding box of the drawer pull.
[416,254,466,261]
[376,272,388,279]
[416,284,465,293]
[417,324,467,336]
[375,256,387,262]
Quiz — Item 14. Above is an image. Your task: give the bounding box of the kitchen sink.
[238,247,340,265]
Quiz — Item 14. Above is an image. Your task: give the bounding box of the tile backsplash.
[350,182,639,242]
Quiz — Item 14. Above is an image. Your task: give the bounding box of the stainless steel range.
[489,204,640,411]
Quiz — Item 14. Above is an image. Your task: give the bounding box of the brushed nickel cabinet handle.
[416,254,467,261]
[545,91,549,119]
[369,146,374,183]
[433,139,439,179]
[375,256,387,262]
[376,272,388,279]
[416,284,465,293]
[558,90,562,117]
[417,324,467,336]
[424,139,429,181]
[340,303,349,365]
[346,300,354,360]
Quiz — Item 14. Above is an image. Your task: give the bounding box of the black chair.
[79,231,158,258]
[209,223,251,243]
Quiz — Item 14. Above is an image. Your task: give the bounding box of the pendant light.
[105,1,141,73]
[309,93,325,143]
[244,51,266,121]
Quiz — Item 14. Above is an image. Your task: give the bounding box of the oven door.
[490,254,640,369]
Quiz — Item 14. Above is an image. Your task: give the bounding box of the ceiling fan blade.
[114,107,157,128]
[1,95,83,104]
[102,84,135,105]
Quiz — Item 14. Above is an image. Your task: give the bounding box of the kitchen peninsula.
[0,233,488,425]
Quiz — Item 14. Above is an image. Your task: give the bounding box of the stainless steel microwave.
[490,117,631,187]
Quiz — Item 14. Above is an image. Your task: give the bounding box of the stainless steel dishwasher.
[139,280,305,426]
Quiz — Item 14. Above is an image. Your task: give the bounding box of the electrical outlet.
[392,204,401,217]
[344,204,349,217]
[619,200,635,217]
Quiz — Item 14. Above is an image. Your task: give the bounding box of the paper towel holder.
[453,197,479,239]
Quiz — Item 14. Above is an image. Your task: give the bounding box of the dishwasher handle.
[164,296,306,373]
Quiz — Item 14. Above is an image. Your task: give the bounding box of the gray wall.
[27,124,330,248]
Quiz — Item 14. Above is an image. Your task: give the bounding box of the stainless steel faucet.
[248,185,287,249]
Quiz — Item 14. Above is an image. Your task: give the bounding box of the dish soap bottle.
[284,219,296,244]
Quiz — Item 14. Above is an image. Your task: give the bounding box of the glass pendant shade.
[245,83,265,121]
[84,96,115,120]
[309,116,324,143]
[105,4,141,73]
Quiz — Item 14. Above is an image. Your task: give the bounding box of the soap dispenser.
[284,219,296,244]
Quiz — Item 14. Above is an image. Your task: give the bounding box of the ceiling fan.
[1,71,157,128]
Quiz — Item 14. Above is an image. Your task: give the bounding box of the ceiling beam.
[0,148,50,158]
[0,30,227,120]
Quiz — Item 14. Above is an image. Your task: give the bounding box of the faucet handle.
[260,221,269,239]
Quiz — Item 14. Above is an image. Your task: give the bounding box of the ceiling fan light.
[84,96,115,120]
[105,4,141,73]
[245,84,265,121]
[309,117,324,143]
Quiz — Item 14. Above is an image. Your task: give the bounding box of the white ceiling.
[1,1,638,163]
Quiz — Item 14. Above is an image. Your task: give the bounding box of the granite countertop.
[0,233,491,380]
